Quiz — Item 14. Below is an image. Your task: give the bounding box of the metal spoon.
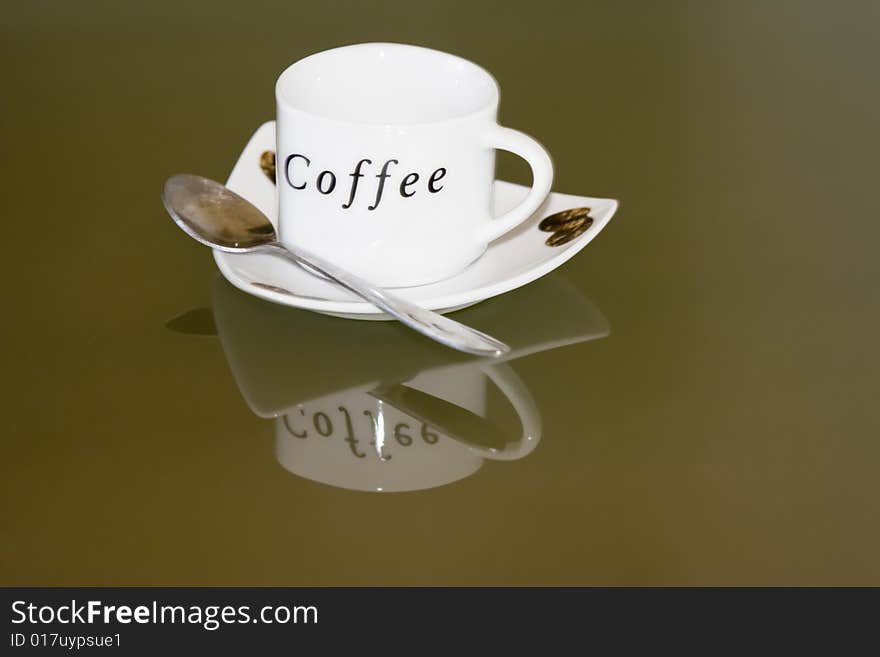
[161,174,509,357]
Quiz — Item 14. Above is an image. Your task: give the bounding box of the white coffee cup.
[275,42,554,287]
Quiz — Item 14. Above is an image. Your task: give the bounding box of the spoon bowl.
[163,174,276,251]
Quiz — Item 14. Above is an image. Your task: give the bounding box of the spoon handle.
[261,242,509,357]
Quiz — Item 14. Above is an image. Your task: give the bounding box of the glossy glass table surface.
[1,1,877,585]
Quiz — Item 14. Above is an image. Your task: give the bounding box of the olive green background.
[1,0,878,585]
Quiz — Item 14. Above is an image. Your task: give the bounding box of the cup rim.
[275,42,501,128]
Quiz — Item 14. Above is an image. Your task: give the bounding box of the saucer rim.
[215,121,618,315]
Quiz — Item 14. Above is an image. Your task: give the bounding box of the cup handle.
[479,125,554,243]
[473,362,543,461]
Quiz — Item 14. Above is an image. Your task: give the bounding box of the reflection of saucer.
[211,273,609,419]
[214,121,618,319]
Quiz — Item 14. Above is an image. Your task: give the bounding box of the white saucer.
[215,121,618,319]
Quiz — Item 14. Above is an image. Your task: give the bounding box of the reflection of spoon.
[164,307,216,336]
[369,383,512,451]
[160,174,510,357]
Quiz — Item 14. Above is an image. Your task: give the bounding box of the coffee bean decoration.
[545,220,591,247]
[539,207,591,233]
[539,207,593,247]
[260,150,276,183]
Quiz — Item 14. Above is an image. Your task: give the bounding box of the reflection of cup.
[275,362,540,492]
[275,43,553,287]
[211,273,609,492]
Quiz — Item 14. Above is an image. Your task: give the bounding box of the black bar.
[1,588,876,653]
